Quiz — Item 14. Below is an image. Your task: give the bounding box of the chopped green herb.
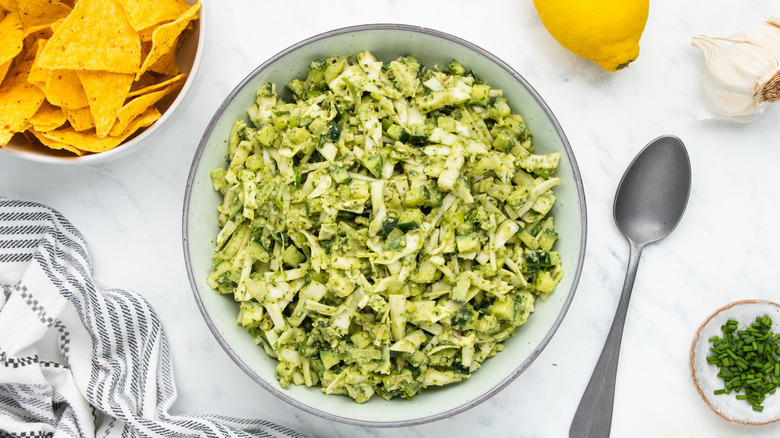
[708,314,780,412]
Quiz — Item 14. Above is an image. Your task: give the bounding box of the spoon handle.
[569,240,644,438]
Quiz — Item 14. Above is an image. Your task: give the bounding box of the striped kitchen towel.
[0,198,307,438]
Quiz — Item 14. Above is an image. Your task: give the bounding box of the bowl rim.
[183,22,588,427]
[0,0,206,165]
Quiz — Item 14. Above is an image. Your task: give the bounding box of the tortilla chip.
[40,106,160,152]
[116,0,189,31]
[49,16,65,33]
[18,0,71,32]
[27,39,48,87]
[0,56,46,147]
[136,2,198,80]
[23,26,52,51]
[0,10,23,67]
[0,1,15,13]
[37,0,141,74]
[128,73,186,98]
[62,106,94,131]
[29,127,85,155]
[148,36,180,76]
[0,60,10,85]
[43,69,88,109]
[28,100,66,131]
[77,70,134,137]
[109,82,180,136]
[130,72,160,92]
[138,24,159,43]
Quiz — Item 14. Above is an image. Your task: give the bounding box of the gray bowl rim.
[183,22,588,428]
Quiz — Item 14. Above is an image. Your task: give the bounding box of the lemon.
[533,0,649,71]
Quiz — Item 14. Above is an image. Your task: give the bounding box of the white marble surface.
[3,1,780,436]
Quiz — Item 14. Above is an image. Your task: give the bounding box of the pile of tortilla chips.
[0,0,200,156]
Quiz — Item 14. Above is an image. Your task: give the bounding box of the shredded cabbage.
[208,52,564,403]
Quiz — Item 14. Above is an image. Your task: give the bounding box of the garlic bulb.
[692,19,780,122]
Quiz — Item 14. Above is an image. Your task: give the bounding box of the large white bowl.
[183,24,587,427]
[1,0,205,165]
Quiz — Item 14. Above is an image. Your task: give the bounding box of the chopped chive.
[707,314,780,412]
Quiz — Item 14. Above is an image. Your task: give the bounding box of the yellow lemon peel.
[533,0,649,72]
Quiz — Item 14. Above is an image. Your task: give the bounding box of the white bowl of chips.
[0,0,203,164]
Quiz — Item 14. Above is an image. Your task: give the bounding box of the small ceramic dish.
[690,299,780,425]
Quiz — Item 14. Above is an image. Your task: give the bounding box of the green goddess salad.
[207,51,564,403]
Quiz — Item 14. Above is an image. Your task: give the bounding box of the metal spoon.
[569,135,691,438]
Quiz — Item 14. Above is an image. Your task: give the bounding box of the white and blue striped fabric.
[0,198,307,438]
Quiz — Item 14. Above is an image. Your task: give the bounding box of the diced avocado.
[275,361,296,389]
[403,185,428,208]
[305,198,323,215]
[409,257,438,283]
[491,130,515,152]
[491,297,517,322]
[362,153,383,178]
[256,82,275,98]
[403,183,442,208]
[386,124,410,142]
[477,314,501,335]
[350,331,372,349]
[417,91,450,113]
[307,118,328,136]
[286,78,306,100]
[534,271,560,294]
[255,124,279,147]
[426,186,443,207]
[306,58,329,88]
[388,56,422,96]
[443,59,466,76]
[408,124,430,145]
[328,165,351,184]
[436,116,456,133]
[282,245,305,267]
[324,56,348,84]
[455,233,480,253]
[407,350,429,368]
[246,240,271,263]
[489,96,511,119]
[470,83,491,106]
[209,167,227,192]
[320,349,341,369]
[397,208,424,231]
[237,300,264,328]
[538,229,559,251]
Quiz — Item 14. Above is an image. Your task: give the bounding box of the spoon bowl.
[570,135,691,437]
[614,135,692,245]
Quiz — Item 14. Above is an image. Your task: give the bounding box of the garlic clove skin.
[723,20,780,61]
[692,19,780,123]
